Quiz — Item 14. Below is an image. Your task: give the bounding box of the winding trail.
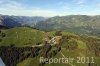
[60,51,75,66]
[31,43,75,66]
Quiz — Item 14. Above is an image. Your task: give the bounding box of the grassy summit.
[0,27,46,47]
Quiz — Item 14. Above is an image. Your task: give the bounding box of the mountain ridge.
[35,15,100,36]
[0,14,47,28]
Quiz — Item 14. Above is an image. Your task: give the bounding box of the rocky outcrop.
[43,36,62,45]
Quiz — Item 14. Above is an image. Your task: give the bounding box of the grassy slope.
[0,27,47,47]
[0,27,99,66]
[17,57,40,66]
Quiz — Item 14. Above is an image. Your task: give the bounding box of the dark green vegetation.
[0,27,100,66]
[0,46,40,66]
[35,15,100,36]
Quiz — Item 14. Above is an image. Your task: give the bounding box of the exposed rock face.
[51,36,62,44]
[43,36,62,45]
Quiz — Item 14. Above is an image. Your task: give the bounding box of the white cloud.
[0,0,24,10]
[74,0,86,8]
[0,8,69,17]
[0,0,99,17]
[77,0,85,5]
[0,0,69,17]
[57,1,71,11]
[96,4,100,7]
[73,0,86,9]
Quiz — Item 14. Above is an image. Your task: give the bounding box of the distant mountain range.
[0,14,100,36]
[0,14,46,28]
[35,15,100,36]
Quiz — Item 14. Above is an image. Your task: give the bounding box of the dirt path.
[60,51,75,66]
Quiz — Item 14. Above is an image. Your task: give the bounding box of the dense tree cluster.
[0,45,40,66]
[61,35,78,50]
[55,31,62,36]
[85,37,100,57]
[0,30,6,42]
[35,15,100,36]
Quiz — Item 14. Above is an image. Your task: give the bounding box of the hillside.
[35,15,100,36]
[0,27,47,47]
[0,27,100,66]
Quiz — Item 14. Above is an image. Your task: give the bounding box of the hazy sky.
[0,0,100,17]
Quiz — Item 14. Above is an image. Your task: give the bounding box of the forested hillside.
[35,15,100,36]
